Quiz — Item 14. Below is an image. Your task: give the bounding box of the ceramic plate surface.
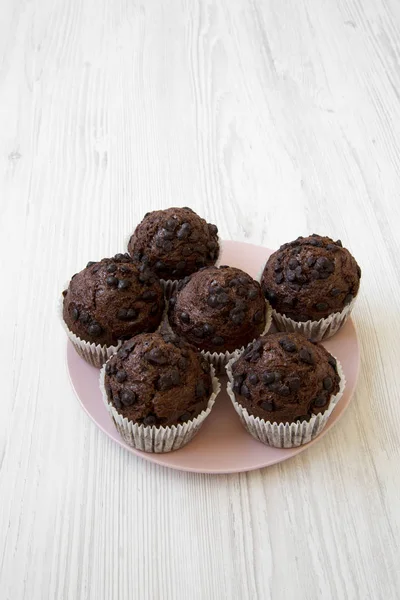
[66,240,360,473]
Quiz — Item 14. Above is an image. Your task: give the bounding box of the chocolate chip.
[178,357,187,369]
[279,338,297,352]
[314,396,328,408]
[240,384,251,398]
[118,308,137,320]
[328,355,337,370]
[118,279,130,290]
[316,302,328,311]
[264,289,277,304]
[310,269,320,280]
[326,244,337,251]
[306,256,316,267]
[357,265,361,278]
[195,381,206,397]
[277,384,290,396]
[163,240,173,252]
[193,327,204,338]
[179,412,191,423]
[112,394,122,409]
[88,322,102,337]
[288,258,298,270]
[315,257,329,271]
[180,312,190,324]
[344,293,353,305]
[116,370,127,383]
[86,261,95,268]
[335,239,342,247]
[142,290,157,302]
[253,309,264,323]
[207,240,217,250]
[261,401,274,411]
[106,275,118,287]
[165,218,177,231]
[229,279,239,288]
[203,323,214,336]
[248,373,259,385]
[143,414,157,426]
[233,375,244,394]
[217,292,230,305]
[114,253,125,261]
[323,376,333,391]
[299,348,314,364]
[71,307,79,321]
[211,336,224,346]
[158,369,180,390]
[248,289,258,299]
[209,224,218,235]
[169,297,176,307]
[285,270,296,283]
[330,288,341,297]
[121,390,136,406]
[106,263,117,273]
[189,231,199,242]
[161,229,174,240]
[275,272,284,284]
[262,372,275,384]
[144,348,168,365]
[230,310,245,325]
[207,295,219,308]
[287,376,301,391]
[155,261,165,271]
[105,362,115,375]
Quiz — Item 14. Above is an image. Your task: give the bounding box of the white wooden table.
[1,0,399,598]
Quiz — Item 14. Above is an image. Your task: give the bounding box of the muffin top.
[62,253,165,346]
[103,331,212,426]
[168,265,267,353]
[127,207,219,280]
[230,332,340,424]
[260,234,361,322]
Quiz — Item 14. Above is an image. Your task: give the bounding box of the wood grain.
[1,0,400,598]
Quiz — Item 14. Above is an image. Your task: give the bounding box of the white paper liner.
[58,296,120,368]
[226,353,346,448]
[160,279,178,300]
[272,297,357,342]
[99,364,221,453]
[201,301,273,372]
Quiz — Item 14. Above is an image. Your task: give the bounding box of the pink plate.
[66,240,360,474]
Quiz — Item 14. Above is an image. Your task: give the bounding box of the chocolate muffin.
[127,207,219,280]
[168,266,268,353]
[62,253,165,346]
[230,332,341,424]
[103,331,212,427]
[261,235,361,322]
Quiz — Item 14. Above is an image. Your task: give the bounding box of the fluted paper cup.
[99,364,221,453]
[226,354,345,448]
[272,298,357,342]
[58,297,120,368]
